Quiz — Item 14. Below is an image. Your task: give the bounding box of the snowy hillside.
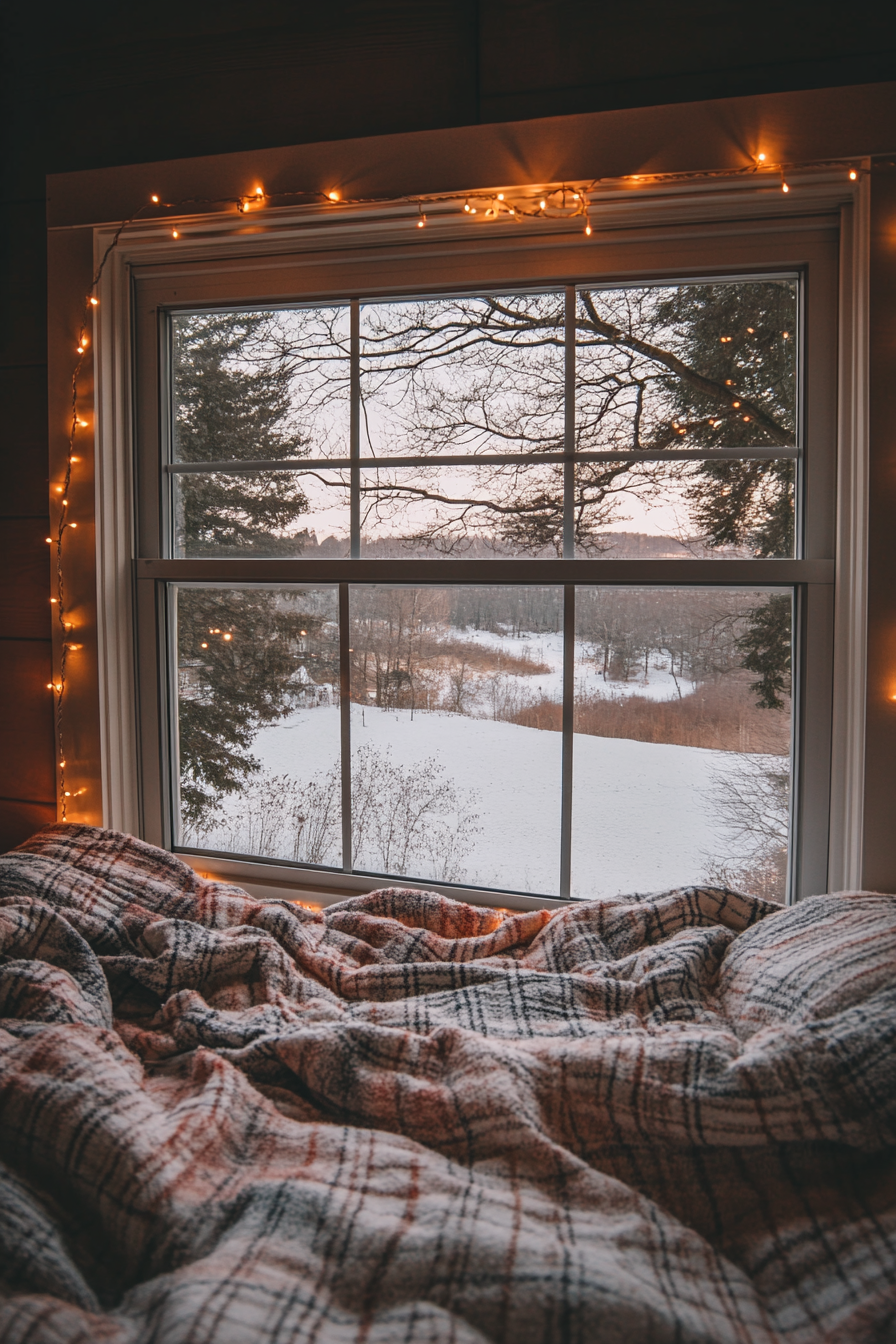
[196,702,781,900]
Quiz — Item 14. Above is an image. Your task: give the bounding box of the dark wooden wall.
[2,2,895,853]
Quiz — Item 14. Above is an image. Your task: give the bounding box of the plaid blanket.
[0,826,894,1343]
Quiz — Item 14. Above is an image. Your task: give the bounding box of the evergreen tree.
[173,312,312,555]
[651,283,795,708]
[651,281,796,557]
[178,588,336,830]
[736,593,792,710]
[172,314,334,828]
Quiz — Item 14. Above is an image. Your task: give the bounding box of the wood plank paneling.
[479,1,896,122]
[863,166,896,891]
[0,202,47,369]
[0,640,56,803]
[0,798,56,854]
[7,3,479,178]
[0,365,49,516]
[0,520,51,639]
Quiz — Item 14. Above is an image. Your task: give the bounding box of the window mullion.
[563,286,576,560]
[559,583,576,897]
[350,299,360,559]
[339,582,353,871]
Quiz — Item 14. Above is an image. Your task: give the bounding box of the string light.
[47,150,870,823]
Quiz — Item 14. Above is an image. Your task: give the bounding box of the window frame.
[88,177,862,910]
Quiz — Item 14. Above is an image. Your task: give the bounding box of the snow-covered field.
[199,702,774,900]
[458,626,694,706]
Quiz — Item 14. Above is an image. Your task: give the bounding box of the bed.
[0,824,894,1342]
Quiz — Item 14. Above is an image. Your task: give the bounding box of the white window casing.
[87,171,868,908]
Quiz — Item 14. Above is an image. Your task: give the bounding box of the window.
[131,196,839,908]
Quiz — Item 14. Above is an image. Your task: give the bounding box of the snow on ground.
[205,703,772,900]
[456,626,694,705]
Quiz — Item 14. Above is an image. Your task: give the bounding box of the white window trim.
[90,171,868,907]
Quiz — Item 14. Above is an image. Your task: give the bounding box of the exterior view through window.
[169,281,797,901]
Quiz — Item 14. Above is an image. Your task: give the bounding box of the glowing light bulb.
[782,182,790,193]
[417,215,426,228]
[732,401,741,408]
[46,537,53,544]
[584,223,592,236]
[255,186,264,195]
[470,206,477,214]
[50,598,57,604]
[71,456,80,463]
[757,153,766,162]
[849,170,858,181]
[200,642,208,648]
[464,202,470,212]
[539,199,546,209]
[151,194,159,203]
[223,633,232,641]
[172,229,179,238]
[747,327,754,333]
[55,486,63,493]
[89,297,98,306]
[497,193,504,201]
[69,521,77,529]
[77,418,88,427]
[328,191,340,201]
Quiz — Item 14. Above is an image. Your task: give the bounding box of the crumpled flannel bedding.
[0,825,894,1344]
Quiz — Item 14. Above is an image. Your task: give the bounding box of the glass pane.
[569,588,792,902]
[576,280,797,457]
[349,586,563,894]
[358,464,564,557]
[171,307,350,464]
[174,585,342,865]
[174,470,350,557]
[359,294,565,459]
[573,459,795,558]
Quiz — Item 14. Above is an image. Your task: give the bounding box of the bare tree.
[194,746,482,885]
[704,755,790,902]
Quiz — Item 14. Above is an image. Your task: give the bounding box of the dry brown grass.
[512,676,790,754]
[433,639,551,677]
